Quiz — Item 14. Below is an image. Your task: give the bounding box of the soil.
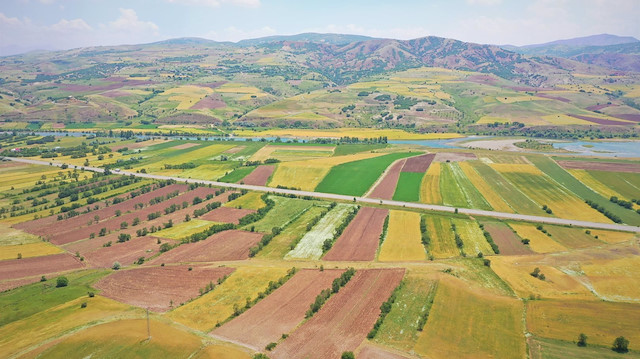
[566,114,631,126]
[611,114,640,122]
[200,207,256,224]
[434,152,477,162]
[557,160,640,173]
[82,236,162,268]
[0,253,84,281]
[536,93,570,103]
[94,265,235,312]
[148,230,263,264]
[368,159,407,200]
[483,222,533,255]
[223,146,246,154]
[110,139,158,151]
[271,268,405,359]
[190,94,226,110]
[324,207,388,261]
[240,165,275,186]
[402,153,435,173]
[172,143,200,150]
[211,269,345,350]
[0,277,41,292]
[358,344,416,359]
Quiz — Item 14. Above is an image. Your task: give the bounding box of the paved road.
[7,157,640,233]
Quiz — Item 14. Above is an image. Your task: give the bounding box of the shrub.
[112,261,121,270]
[80,302,87,308]
[577,333,587,347]
[341,352,355,359]
[612,336,629,353]
[56,276,69,287]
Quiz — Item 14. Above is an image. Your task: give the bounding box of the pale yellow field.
[582,256,640,302]
[490,256,596,300]
[420,161,442,204]
[496,96,549,104]
[542,114,592,125]
[414,278,526,359]
[489,163,543,174]
[249,145,334,162]
[424,216,458,258]
[0,242,63,260]
[0,296,138,358]
[269,152,383,191]
[589,229,636,244]
[477,116,510,124]
[378,210,425,262]
[508,223,567,253]
[224,192,265,210]
[164,85,213,110]
[0,223,43,245]
[451,218,493,255]
[154,219,216,241]
[167,266,289,332]
[234,128,464,140]
[213,83,264,94]
[568,169,638,209]
[458,162,513,213]
[527,299,640,346]
[193,344,252,359]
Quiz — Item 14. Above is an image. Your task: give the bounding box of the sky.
[1,0,639,56]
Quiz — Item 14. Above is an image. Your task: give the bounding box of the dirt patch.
[566,114,632,126]
[223,146,246,154]
[358,344,416,359]
[586,104,615,111]
[94,265,235,312]
[212,269,345,350]
[172,143,200,150]
[271,268,405,359]
[100,90,131,98]
[324,207,388,261]
[240,165,275,186]
[83,236,162,268]
[368,159,406,200]
[156,113,220,124]
[0,277,40,292]
[611,114,640,122]
[191,94,226,110]
[466,75,496,85]
[200,82,226,89]
[557,160,640,173]
[51,122,65,129]
[110,139,158,151]
[434,152,477,162]
[0,253,84,281]
[402,153,435,173]
[149,230,263,264]
[200,207,256,224]
[483,222,533,255]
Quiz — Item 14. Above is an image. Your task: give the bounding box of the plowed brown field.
[94,265,235,312]
[82,236,161,268]
[557,160,640,173]
[483,222,533,255]
[368,159,407,200]
[324,207,388,261]
[402,153,435,173]
[0,253,84,281]
[200,207,256,224]
[240,165,275,186]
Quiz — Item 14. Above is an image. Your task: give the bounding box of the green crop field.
[440,162,492,210]
[217,166,256,183]
[393,172,423,202]
[315,152,414,196]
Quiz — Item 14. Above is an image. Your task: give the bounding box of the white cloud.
[50,18,92,32]
[107,8,158,33]
[0,12,23,26]
[166,0,260,8]
[306,24,430,40]
[466,0,502,5]
[206,25,276,41]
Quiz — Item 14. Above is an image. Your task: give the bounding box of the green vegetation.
[393,172,423,202]
[332,143,386,156]
[440,162,492,210]
[218,166,256,183]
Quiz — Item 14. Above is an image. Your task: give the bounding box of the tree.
[112,262,121,270]
[612,336,629,353]
[56,276,69,287]
[577,333,587,347]
[341,352,355,359]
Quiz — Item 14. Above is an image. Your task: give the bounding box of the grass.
[424,216,459,258]
[420,161,442,204]
[529,336,640,359]
[234,128,464,140]
[31,319,207,359]
[507,223,567,253]
[333,143,387,156]
[0,269,110,327]
[0,223,43,245]
[256,205,326,259]
[568,169,638,210]
[167,266,289,332]
[286,203,354,260]
[0,296,138,358]
[588,170,640,201]
[217,166,256,183]
[316,152,414,196]
[373,274,437,351]
[224,192,265,210]
[527,300,640,347]
[0,242,63,260]
[414,278,525,359]
[458,161,513,213]
[163,85,213,110]
[242,196,317,233]
[543,225,604,249]
[451,218,493,255]
[378,210,425,262]
[393,172,423,202]
[440,162,492,210]
[154,219,217,240]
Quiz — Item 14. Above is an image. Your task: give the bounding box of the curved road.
[6,157,640,233]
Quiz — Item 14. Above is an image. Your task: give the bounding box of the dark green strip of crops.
[393,172,423,202]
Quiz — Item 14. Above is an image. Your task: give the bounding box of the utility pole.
[146,307,151,340]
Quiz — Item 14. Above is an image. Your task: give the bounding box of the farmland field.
[440,162,492,210]
[420,161,442,204]
[424,216,459,258]
[393,172,423,202]
[378,210,425,261]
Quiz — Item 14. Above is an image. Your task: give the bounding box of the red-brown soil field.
[94,265,235,312]
[240,165,275,186]
[566,114,631,126]
[0,277,41,292]
[200,207,256,224]
[271,268,405,359]
[211,269,345,350]
[82,236,162,268]
[434,152,477,162]
[191,94,226,110]
[324,207,388,261]
[402,153,435,173]
[483,222,533,255]
[536,93,570,103]
[149,229,263,264]
[557,160,640,173]
[368,159,407,200]
[0,253,84,281]
[358,344,414,359]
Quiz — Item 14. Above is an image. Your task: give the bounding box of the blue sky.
[1,0,639,55]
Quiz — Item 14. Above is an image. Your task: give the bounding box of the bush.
[341,352,355,359]
[612,336,629,353]
[56,276,69,287]
[265,342,277,351]
[577,333,587,347]
[112,261,121,270]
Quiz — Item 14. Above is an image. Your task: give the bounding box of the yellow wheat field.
[0,242,63,260]
[458,162,513,213]
[582,256,640,302]
[378,210,425,262]
[489,163,543,174]
[234,128,464,140]
[164,85,213,110]
[451,218,493,255]
[425,216,459,258]
[420,161,442,204]
[507,223,567,253]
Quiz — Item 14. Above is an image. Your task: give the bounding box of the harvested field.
[240,165,275,186]
[0,253,83,281]
[223,145,246,154]
[212,269,344,350]
[543,225,604,249]
[566,114,632,126]
[434,152,476,162]
[378,211,425,262]
[224,191,265,210]
[150,230,263,264]
[557,160,640,173]
[271,269,405,359]
[582,256,640,302]
[324,207,388,261]
[0,242,63,260]
[420,161,442,204]
[83,236,161,268]
[507,223,567,253]
[94,265,235,312]
[402,153,435,172]
[191,94,226,109]
[528,337,640,359]
[358,344,415,359]
[172,143,200,150]
[483,222,533,255]
[110,139,159,151]
[200,207,256,224]
[368,159,407,200]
